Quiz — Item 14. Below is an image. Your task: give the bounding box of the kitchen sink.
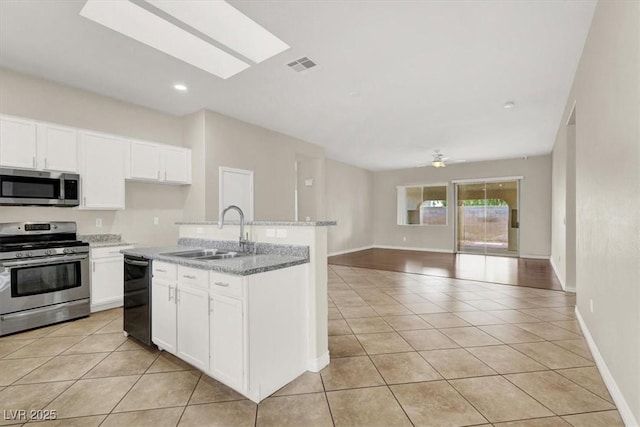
[160,249,246,261]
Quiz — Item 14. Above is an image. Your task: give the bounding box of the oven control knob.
[63,248,71,254]
[15,252,23,258]
[26,251,33,257]
[45,249,53,255]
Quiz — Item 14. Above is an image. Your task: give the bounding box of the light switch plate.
[266,229,276,238]
[304,178,313,187]
[276,229,287,238]
[96,218,102,228]
[153,217,159,225]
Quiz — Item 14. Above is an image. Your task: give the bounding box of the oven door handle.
[0,254,89,268]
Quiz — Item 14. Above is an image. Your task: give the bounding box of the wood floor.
[328,248,563,291]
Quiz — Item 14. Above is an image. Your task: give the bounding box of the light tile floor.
[0,266,624,426]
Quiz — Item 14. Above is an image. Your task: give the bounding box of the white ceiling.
[0,0,596,170]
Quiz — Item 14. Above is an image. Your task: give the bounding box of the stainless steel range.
[0,222,90,336]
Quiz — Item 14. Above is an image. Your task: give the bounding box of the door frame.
[453,176,523,257]
[219,166,254,221]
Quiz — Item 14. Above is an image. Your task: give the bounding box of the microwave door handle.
[1,254,88,268]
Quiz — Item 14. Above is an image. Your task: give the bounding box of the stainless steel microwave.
[0,168,79,207]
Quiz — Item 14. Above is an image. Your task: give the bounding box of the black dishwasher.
[123,255,152,346]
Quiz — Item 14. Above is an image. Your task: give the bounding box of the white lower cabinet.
[177,282,210,371]
[90,245,133,312]
[210,293,244,391]
[151,261,307,403]
[151,278,177,354]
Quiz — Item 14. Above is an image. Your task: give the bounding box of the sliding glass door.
[455,179,520,256]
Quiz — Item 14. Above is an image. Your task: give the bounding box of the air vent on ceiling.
[287,57,317,72]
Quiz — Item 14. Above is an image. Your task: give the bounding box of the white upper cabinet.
[0,115,77,173]
[37,123,78,172]
[79,131,127,210]
[130,140,161,181]
[129,140,191,185]
[162,146,191,184]
[0,115,37,169]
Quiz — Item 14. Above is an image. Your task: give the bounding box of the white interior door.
[219,167,254,220]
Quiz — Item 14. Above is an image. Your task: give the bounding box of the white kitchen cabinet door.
[91,256,124,312]
[177,283,210,371]
[210,293,244,390]
[161,146,191,184]
[130,140,161,181]
[0,115,37,169]
[152,279,177,354]
[79,132,127,209]
[38,123,77,172]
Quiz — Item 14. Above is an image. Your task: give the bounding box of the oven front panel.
[0,255,90,315]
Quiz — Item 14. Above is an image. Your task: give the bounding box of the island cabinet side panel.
[246,264,308,401]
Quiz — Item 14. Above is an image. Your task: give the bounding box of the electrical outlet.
[276,229,287,238]
[266,229,276,238]
[95,218,102,228]
[590,299,594,313]
[305,216,311,221]
[153,217,159,225]
[403,236,407,242]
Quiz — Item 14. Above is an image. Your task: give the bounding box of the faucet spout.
[219,205,248,251]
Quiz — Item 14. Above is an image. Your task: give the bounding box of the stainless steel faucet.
[219,205,249,252]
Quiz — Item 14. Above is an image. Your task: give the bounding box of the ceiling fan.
[431,149,447,168]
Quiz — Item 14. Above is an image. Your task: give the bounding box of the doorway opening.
[455,179,521,256]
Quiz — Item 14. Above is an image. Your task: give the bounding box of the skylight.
[146,0,290,63]
[80,0,250,79]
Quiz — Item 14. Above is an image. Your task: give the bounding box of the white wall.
[0,68,187,245]
[325,159,374,255]
[203,110,325,221]
[551,0,639,423]
[372,155,552,257]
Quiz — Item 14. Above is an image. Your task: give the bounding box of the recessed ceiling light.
[173,83,188,91]
[504,101,516,109]
[146,0,289,63]
[80,0,250,79]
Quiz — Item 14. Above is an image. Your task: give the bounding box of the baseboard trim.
[90,298,123,313]
[549,256,567,291]
[374,245,454,254]
[575,307,638,427]
[328,245,375,257]
[307,352,330,372]
[519,254,550,260]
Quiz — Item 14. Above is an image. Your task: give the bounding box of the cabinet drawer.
[91,245,133,259]
[209,272,243,298]
[178,266,209,288]
[153,261,177,281]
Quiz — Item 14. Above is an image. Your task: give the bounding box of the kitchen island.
[123,239,311,403]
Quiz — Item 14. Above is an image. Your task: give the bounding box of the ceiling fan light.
[432,160,446,168]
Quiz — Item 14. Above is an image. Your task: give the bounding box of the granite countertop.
[176,220,337,227]
[79,234,136,248]
[122,245,309,276]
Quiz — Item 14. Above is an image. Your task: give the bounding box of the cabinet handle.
[168,285,173,301]
[214,282,229,287]
[156,269,167,273]
[92,261,95,273]
[32,156,36,168]
[164,171,167,181]
[157,170,160,180]
[44,158,47,169]
[83,196,86,206]
[183,274,196,279]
